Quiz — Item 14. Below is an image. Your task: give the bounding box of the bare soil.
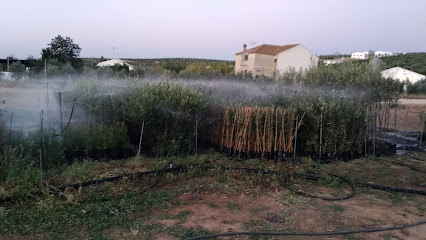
[388,99,426,131]
[148,189,426,239]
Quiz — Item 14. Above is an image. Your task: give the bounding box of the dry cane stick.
[247,107,252,154]
[137,121,145,156]
[263,108,267,154]
[274,108,278,152]
[256,108,261,153]
[287,109,295,152]
[281,109,286,153]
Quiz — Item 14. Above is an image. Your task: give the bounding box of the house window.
[244,55,248,61]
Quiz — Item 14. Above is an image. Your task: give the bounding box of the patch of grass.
[226,201,243,211]
[343,235,366,240]
[329,204,344,214]
[415,200,426,213]
[165,225,215,239]
[204,201,218,208]
[380,233,403,240]
[175,210,192,224]
[0,187,180,239]
[319,175,340,188]
[243,219,274,231]
[250,205,271,213]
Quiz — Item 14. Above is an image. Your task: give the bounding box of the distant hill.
[381,53,426,75]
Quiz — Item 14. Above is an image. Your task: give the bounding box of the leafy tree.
[9,61,26,79]
[41,35,83,70]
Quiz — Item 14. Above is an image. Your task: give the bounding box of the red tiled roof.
[235,44,299,55]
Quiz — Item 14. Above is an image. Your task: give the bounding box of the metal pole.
[59,92,63,132]
[293,115,298,159]
[365,106,368,157]
[40,110,44,191]
[373,106,376,156]
[137,121,144,156]
[420,112,425,148]
[404,109,408,151]
[195,115,198,154]
[319,113,323,158]
[45,82,49,112]
[44,58,47,80]
[8,111,14,148]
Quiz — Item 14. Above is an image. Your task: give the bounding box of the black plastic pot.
[95,148,108,160]
[108,148,121,160]
[121,148,135,158]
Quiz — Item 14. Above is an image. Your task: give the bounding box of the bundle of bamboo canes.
[207,106,304,155]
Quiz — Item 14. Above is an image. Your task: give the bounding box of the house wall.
[235,53,250,75]
[251,53,275,77]
[351,52,368,59]
[275,45,318,75]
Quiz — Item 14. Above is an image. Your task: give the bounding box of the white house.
[235,44,318,77]
[97,59,134,71]
[323,57,346,66]
[374,51,392,58]
[350,52,369,60]
[381,67,425,84]
[351,51,393,60]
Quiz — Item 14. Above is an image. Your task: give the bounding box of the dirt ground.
[384,99,426,132]
[146,191,426,240]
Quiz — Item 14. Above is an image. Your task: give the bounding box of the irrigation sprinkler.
[137,121,145,156]
[420,112,425,148]
[293,115,298,159]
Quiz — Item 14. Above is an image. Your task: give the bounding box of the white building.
[97,59,134,71]
[235,44,318,77]
[350,52,369,60]
[323,57,346,66]
[374,51,393,58]
[381,67,425,84]
[351,51,393,60]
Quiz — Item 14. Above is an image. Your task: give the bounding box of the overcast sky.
[1,0,426,60]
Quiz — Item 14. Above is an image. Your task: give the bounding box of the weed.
[329,204,344,214]
[204,201,218,208]
[226,201,243,211]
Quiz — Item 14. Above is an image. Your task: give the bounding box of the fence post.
[420,112,425,148]
[293,115,298,159]
[39,110,44,191]
[137,121,145,156]
[319,113,323,158]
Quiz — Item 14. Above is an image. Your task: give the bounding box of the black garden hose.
[406,152,426,162]
[3,162,426,204]
[389,160,426,173]
[290,172,355,201]
[185,219,426,240]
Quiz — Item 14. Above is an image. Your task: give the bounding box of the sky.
[1,0,426,60]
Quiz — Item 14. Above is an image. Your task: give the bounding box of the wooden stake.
[137,121,145,156]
